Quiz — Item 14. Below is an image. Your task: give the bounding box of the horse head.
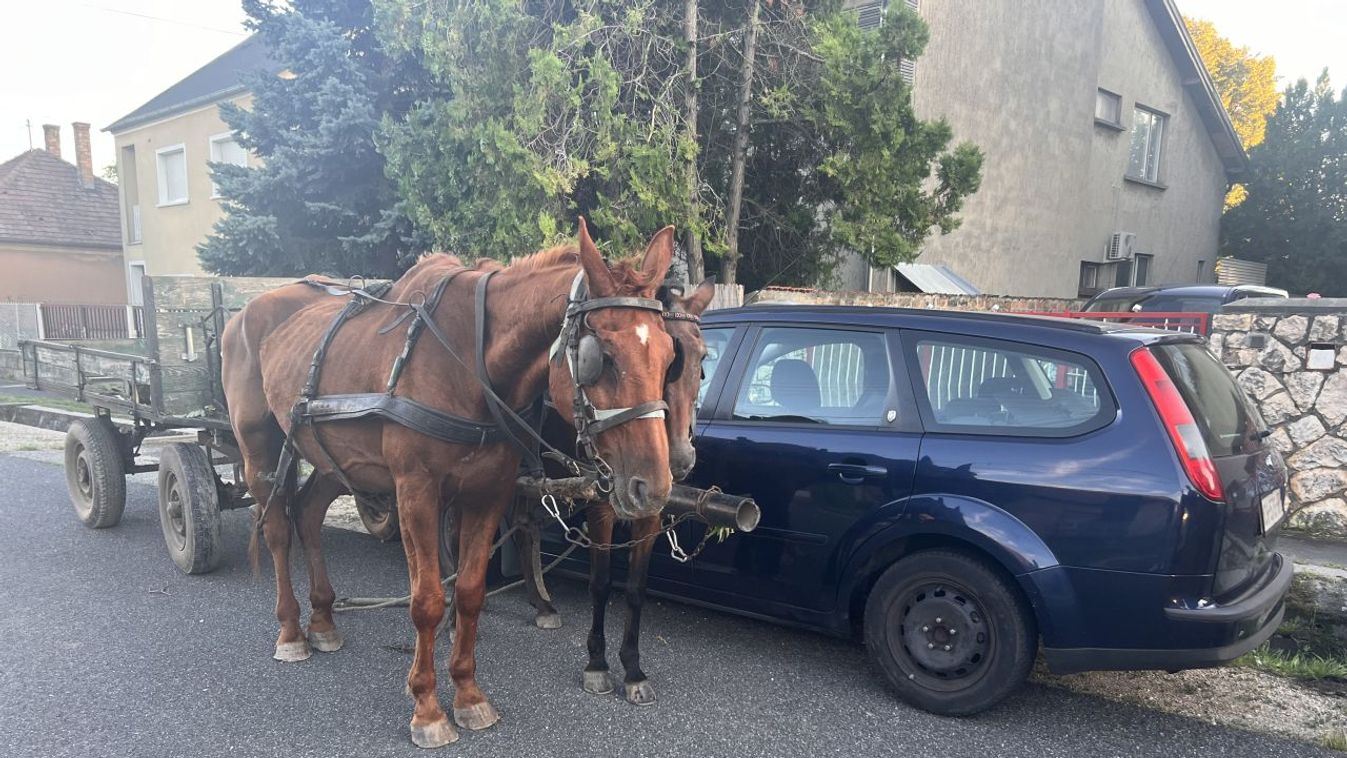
[659,277,716,482]
[549,219,677,520]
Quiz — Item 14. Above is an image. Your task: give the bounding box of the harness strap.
[305,393,534,446]
[587,399,669,436]
[473,270,544,474]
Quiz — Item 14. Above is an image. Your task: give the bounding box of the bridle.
[549,271,670,489]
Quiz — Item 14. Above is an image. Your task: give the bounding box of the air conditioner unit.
[1105,232,1136,261]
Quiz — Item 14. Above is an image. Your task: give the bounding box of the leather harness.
[259,267,670,521]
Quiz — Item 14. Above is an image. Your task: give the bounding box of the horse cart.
[20,274,756,576]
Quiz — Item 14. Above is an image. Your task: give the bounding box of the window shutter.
[849,0,886,30]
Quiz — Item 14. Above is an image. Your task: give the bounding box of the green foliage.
[375,0,981,286]
[1221,73,1347,295]
[805,7,982,269]
[198,0,430,277]
[377,0,695,260]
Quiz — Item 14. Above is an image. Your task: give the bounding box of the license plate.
[1261,490,1285,533]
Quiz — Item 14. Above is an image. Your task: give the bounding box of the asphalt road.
[0,454,1333,758]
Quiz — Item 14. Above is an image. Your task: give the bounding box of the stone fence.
[1210,298,1347,536]
[746,286,1083,312]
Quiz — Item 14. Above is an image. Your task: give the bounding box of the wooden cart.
[19,274,399,574]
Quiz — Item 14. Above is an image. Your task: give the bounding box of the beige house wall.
[0,243,126,304]
[113,93,256,279]
[837,0,1232,298]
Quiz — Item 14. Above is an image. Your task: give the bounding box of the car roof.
[702,304,1200,344]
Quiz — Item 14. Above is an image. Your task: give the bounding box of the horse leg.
[447,491,511,731]
[619,515,661,705]
[262,476,309,662]
[581,506,617,695]
[294,474,346,653]
[510,500,561,629]
[398,475,458,749]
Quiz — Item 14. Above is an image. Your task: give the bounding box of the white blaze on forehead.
[635,323,650,346]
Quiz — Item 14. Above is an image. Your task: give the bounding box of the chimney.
[72,122,94,186]
[42,124,60,158]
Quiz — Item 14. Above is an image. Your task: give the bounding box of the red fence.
[1014,311,1211,336]
[39,304,143,340]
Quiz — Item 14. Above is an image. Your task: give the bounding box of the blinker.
[576,334,604,386]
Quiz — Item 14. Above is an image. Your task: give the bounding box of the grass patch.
[14,443,49,451]
[1321,731,1347,752]
[0,393,94,415]
[1238,648,1347,680]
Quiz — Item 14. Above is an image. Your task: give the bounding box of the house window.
[208,133,248,198]
[1197,259,1207,282]
[846,1,919,83]
[1094,89,1122,127]
[1127,107,1166,183]
[1078,261,1106,297]
[155,144,188,206]
[1114,253,1154,288]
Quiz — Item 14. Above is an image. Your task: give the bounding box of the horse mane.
[400,243,656,292]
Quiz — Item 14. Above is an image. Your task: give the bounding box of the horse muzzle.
[610,474,669,520]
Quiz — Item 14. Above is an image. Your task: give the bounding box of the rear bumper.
[1038,554,1292,675]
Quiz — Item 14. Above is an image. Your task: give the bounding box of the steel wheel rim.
[70,443,95,518]
[163,470,188,550]
[892,579,993,691]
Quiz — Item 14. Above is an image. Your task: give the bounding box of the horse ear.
[577,217,616,296]
[682,275,717,315]
[639,226,676,290]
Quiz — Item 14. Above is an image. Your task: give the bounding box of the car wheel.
[864,549,1036,716]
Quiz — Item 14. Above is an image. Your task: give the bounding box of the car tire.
[864,549,1036,716]
[64,418,127,528]
[156,443,222,575]
[354,493,401,542]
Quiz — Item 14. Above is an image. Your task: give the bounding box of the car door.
[686,323,922,620]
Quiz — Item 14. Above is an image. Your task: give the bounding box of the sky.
[0,0,1344,174]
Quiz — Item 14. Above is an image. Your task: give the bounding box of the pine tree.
[1221,73,1347,295]
[197,0,429,277]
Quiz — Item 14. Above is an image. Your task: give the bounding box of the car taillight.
[1130,348,1225,502]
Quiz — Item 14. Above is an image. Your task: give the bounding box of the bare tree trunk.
[683,0,704,284]
[721,0,760,287]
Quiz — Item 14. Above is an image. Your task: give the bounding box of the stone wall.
[746,286,1083,312]
[1210,298,1347,536]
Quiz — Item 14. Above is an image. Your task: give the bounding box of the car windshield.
[1151,342,1265,456]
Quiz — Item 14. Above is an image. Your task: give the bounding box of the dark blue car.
[543,305,1293,715]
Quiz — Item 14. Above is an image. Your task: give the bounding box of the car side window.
[913,336,1112,435]
[697,327,733,410]
[732,327,892,425]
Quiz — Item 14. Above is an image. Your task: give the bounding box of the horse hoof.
[307,628,344,653]
[624,680,657,706]
[273,640,312,662]
[534,612,562,630]
[410,718,459,748]
[582,669,615,695]
[453,701,500,731]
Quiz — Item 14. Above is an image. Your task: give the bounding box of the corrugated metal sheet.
[895,263,981,295]
[1215,257,1268,286]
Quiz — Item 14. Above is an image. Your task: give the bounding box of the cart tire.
[157,443,222,574]
[354,493,401,542]
[64,418,127,528]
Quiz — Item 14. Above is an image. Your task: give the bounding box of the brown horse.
[221,220,677,748]
[516,278,716,704]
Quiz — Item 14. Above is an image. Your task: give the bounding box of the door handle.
[828,462,888,485]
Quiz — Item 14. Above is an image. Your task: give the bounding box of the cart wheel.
[64,418,127,528]
[157,443,222,574]
[354,493,401,542]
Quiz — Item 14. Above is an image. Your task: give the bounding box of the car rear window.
[910,336,1113,436]
[1150,343,1264,456]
